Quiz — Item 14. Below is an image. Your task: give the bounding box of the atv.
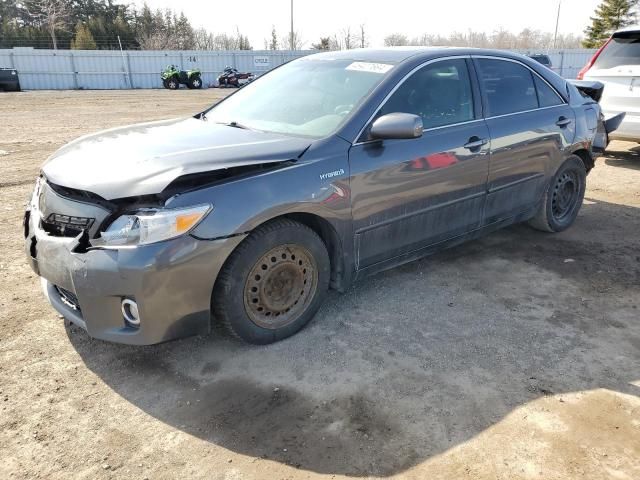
[161,65,203,90]
[217,66,255,88]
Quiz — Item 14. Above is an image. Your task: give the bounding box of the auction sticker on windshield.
[346,62,394,74]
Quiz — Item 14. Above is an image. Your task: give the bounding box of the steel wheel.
[243,244,318,330]
[551,170,580,222]
[528,155,586,233]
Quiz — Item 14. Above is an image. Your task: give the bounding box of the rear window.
[594,32,640,69]
[476,59,538,116]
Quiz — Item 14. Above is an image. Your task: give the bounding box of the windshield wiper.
[216,121,252,130]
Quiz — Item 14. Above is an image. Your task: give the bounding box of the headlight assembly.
[94,204,212,248]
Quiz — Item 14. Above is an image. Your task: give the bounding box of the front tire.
[528,155,586,232]
[213,219,330,344]
[166,77,179,90]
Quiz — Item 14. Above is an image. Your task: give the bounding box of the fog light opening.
[121,298,140,327]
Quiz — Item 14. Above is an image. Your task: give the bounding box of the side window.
[378,59,474,130]
[476,59,538,116]
[534,75,564,108]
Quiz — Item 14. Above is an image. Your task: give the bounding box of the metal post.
[117,35,131,89]
[290,0,294,51]
[69,51,79,90]
[553,0,562,49]
[125,51,134,89]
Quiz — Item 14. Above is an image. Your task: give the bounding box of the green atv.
[161,65,203,90]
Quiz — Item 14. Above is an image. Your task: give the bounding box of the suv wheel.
[167,78,179,90]
[213,219,330,344]
[528,155,586,232]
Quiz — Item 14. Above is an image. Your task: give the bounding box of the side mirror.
[370,113,423,140]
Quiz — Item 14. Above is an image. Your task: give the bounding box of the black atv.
[161,65,203,90]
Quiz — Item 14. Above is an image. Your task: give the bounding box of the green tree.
[584,0,639,48]
[312,37,330,50]
[70,21,96,49]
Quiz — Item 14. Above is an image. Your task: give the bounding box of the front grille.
[54,286,81,312]
[41,213,94,238]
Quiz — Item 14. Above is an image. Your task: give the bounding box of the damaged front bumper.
[24,203,245,345]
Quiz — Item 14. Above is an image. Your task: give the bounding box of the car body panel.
[483,105,576,223]
[25,200,246,344]
[24,47,610,345]
[349,120,490,269]
[42,117,313,200]
[582,28,640,140]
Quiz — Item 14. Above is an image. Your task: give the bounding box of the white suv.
[579,26,640,142]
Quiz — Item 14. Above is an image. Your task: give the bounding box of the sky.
[135,0,603,48]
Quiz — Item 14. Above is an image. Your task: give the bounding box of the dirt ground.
[0,90,639,480]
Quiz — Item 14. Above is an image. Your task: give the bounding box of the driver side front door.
[348,57,491,270]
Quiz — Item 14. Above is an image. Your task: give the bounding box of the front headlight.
[95,204,212,248]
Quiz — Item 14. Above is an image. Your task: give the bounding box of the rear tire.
[213,219,330,344]
[188,76,202,89]
[528,155,586,232]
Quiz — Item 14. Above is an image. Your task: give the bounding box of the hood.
[42,117,312,200]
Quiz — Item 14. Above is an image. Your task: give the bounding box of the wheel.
[528,155,586,232]
[162,79,169,89]
[166,77,179,90]
[188,76,202,89]
[213,219,330,344]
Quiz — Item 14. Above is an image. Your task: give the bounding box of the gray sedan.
[24,48,617,345]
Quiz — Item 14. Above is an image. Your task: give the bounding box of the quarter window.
[378,59,474,130]
[476,58,538,116]
[534,75,564,107]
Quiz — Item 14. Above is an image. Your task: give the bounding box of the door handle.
[556,116,572,128]
[464,137,488,150]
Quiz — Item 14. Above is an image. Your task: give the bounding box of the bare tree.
[384,33,408,46]
[290,31,304,50]
[193,28,216,50]
[400,28,582,50]
[27,0,69,49]
[329,34,343,50]
[341,27,355,49]
[359,24,368,48]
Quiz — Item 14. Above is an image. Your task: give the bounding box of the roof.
[614,25,640,34]
[305,47,534,64]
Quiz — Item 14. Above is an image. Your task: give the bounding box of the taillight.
[578,38,612,79]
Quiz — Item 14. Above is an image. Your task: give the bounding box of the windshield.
[205,58,395,138]
[594,32,640,68]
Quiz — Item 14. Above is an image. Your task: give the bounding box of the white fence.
[0,47,596,90]
[514,49,596,79]
[0,48,313,90]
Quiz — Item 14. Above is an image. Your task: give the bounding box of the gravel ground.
[1,90,639,480]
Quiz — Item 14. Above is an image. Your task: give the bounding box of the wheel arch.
[214,212,347,294]
[570,148,595,173]
[281,212,346,291]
